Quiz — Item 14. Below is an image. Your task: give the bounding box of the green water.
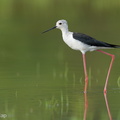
[0,0,120,120]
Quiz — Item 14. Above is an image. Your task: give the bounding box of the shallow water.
[0,0,120,120]
[0,62,120,120]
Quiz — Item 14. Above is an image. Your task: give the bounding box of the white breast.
[62,32,93,54]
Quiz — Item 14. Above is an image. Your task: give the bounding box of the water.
[0,62,120,120]
[0,0,120,120]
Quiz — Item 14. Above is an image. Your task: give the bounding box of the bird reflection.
[104,93,112,120]
[83,93,88,120]
[83,93,112,120]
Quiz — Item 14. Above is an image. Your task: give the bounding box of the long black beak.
[42,26,56,34]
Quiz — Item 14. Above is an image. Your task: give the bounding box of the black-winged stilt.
[42,19,120,93]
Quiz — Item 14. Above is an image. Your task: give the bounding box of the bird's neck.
[61,28,72,42]
[61,27,69,36]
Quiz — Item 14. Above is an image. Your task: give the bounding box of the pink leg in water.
[82,54,88,93]
[96,50,115,93]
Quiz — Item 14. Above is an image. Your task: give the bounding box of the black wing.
[73,32,120,48]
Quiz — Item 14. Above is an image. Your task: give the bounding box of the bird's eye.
[59,23,62,25]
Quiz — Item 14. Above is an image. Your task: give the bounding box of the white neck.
[60,26,69,34]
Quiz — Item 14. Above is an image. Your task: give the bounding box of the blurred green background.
[0,0,120,120]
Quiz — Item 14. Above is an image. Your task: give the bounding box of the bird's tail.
[113,45,120,48]
[105,43,120,48]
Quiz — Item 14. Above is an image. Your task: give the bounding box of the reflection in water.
[0,81,117,120]
[83,92,113,120]
[104,93,112,120]
[83,93,88,120]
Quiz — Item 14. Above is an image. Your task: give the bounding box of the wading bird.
[42,19,120,93]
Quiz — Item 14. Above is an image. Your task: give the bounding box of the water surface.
[0,0,120,120]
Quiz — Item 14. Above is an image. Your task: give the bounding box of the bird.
[42,19,120,93]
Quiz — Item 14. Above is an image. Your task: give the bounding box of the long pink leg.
[96,50,115,93]
[82,54,88,93]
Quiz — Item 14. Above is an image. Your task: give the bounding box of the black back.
[73,32,120,48]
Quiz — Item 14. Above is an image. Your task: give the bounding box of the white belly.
[62,32,98,54]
